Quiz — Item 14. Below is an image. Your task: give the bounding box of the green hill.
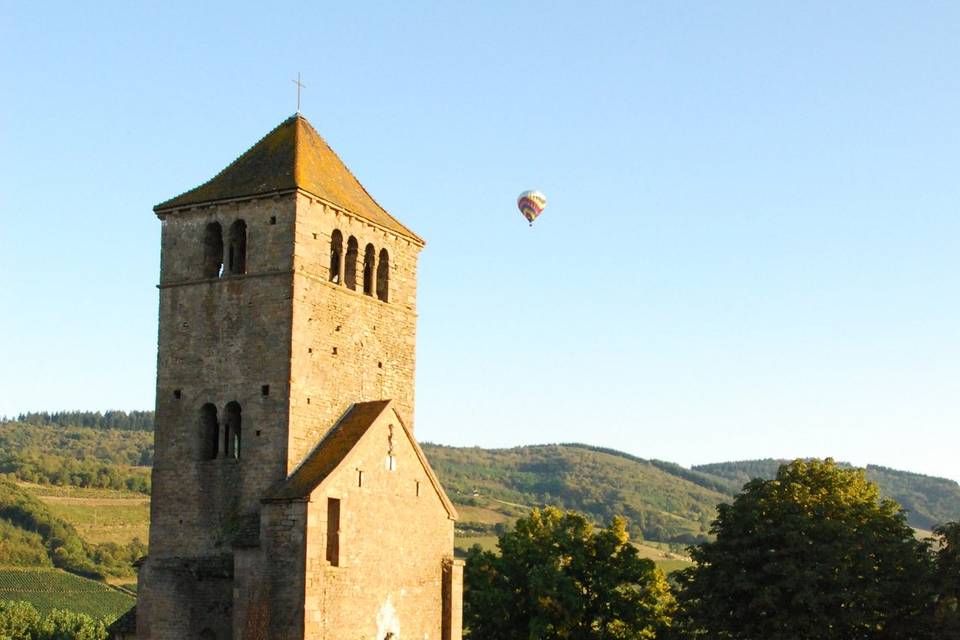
[0,479,143,580]
[3,415,959,562]
[694,459,960,531]
[422,443,726,544]
[0,567,133,621]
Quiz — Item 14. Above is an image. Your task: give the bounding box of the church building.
[118,114,462,640]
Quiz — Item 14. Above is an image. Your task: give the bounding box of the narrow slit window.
[363,244,376,296]
[224,401,242,459]
[199,403,219,460]
[202,222,224,279]
[377,248,389,302]
[226,220,247,275]
[326,498,341,566]
[329,230,343,283]
[344,237,358,290]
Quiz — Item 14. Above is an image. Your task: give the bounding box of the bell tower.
[137,115,436,640]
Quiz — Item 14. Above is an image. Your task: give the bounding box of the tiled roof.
[269,401,391,501]
[154,115,421,242]
[266,400,457,518]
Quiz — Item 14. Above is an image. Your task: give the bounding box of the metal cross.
[292,73,306,113]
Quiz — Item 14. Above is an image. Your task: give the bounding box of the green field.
[0,567,134,622]
[18,482,150,547]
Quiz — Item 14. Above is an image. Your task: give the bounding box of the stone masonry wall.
[302,409,455,640]
[261,501,308,640]
[150,195,296,559]
[136,555,233,640]
[287,194,421,470]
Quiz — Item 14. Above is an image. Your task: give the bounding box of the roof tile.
[154,115,420,242]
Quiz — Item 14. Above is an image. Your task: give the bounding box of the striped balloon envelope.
[517,190,547,226]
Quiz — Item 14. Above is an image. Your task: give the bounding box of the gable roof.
[154,115,421,243]
[267,400,457,519]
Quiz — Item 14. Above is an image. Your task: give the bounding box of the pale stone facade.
[126,115,462,640]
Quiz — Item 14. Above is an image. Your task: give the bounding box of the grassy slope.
[424,443,728,543]
[19,484,150,547]
[0,567,133,621]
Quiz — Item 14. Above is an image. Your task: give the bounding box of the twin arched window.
[328,230,389,302]
[199,401,242,461]
[201,220,246,278]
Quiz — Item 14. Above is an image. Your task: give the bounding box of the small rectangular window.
[173,389,182,400]
[326,498,340,566]
[269,215,277,225]
[261,384,270,396]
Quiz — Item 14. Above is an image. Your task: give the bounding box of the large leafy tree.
[0,602,107,640]
[674,459,935,640]
[932,521,960,634]
[464,506,674,640]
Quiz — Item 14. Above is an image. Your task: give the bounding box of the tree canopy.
[0,601,107,640]
[932,521,960,634]
[464,506,674,640]
[674,458,935,640]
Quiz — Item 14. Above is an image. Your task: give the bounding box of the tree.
[932,521,960,634]
[464,506,675,640]
[0,602,107,640]
[0,600,41,640]
[34,609,106,640]
[674,459,935,640]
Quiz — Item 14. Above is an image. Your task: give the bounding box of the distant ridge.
[2,414,957,538]
[695,458,960,531]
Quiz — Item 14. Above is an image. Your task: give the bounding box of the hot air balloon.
[517,190,547,227]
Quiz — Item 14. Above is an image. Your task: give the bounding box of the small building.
[120,114,462,640]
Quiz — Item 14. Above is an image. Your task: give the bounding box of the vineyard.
[0,567,133,621]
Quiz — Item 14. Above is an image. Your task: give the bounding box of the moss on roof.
[154,115,420,242]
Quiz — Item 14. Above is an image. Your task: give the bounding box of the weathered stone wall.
[136,555,233,640]
[301,409,455,640]
[261,501,308,640]
[150,195,296,558]
[139,167,455,640]
[287,194,421,470]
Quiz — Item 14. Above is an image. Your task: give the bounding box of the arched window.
[329,230,343,284]
[377,248,389,302]
[224,401,242,459]
[226,220,247,275]
[199,403,219,460]
[203,222,224,279]
[344,237,359,290]
[363,244,376,296]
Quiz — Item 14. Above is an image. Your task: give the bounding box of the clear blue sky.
[2,2,958,481]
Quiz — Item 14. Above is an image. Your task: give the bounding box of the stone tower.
[131,115,462,640]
